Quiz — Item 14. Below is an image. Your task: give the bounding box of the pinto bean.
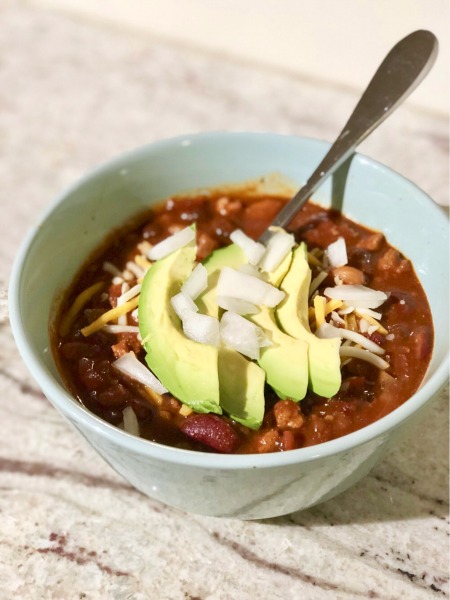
[331,265,366,285]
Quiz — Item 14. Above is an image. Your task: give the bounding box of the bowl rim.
[8,130,450,470]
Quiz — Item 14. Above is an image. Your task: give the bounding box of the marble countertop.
[0,5,448,599]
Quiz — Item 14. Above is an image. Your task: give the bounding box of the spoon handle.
[258,30,438,244]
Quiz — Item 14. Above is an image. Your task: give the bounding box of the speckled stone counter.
[0,5,448,599]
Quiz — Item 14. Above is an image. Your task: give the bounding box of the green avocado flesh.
[138,239,221,415]
[276,243,341,398]
[139,236,341,429]
[205,243,309,403]
[200,244,265,429]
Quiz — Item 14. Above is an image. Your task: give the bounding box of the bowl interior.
[10,132,449,449]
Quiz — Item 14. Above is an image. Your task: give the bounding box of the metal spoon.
[258,29,438,245]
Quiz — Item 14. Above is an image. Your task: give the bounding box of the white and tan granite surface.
[0,5,448,599]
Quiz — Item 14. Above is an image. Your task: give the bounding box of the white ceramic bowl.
[9,132,449,519]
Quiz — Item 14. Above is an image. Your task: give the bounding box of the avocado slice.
[250,251,309,401]
[276,243,341,398]
[199,244,265,429]
[138,238,221,414]
[205,243,309,402]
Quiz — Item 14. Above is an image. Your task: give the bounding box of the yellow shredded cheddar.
[179,404,193,417]
[80,295,140,337]
[59,281,104,337]
[135,255,152,271]
[355,310,388,335]
[314,295,326,330]
[325,299,343,315]
[144,387,164,406]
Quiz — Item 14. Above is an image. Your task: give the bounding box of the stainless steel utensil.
[258,30,438,244]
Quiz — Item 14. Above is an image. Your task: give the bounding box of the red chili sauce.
[54,191,433,454]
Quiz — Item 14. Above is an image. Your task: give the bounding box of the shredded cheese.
[81,295,140,337]
[314,295,326,330]
[325,299,343,315]
[355,309,388,335]
[179,404,193,417]
[59,281,104,336]
[135,255,152,271]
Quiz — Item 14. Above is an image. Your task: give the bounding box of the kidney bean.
[180,414,240,453]
[78,358,113,391]
[60,342,100,361]
[97,383,130,409]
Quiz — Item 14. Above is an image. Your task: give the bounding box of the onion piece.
[220,311,271,360]
[147,227,195,260]
[238,263,266,280]
[216,296,259,315]
[326,237,348,267]
[181,263,208,299]
[258,230,295,272]
[170,292,199,319]
[340,346,389,370]
[113,351,168,394]
[230,229,265,265]
[182,312,220,346]
[103,325,140,334]
[217,267,285,308]
[122,406,140,436]
[355,307,382,320]
[324,284,388,309]
[316,322,385,355]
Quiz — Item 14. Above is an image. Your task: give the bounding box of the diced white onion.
[355,307,382,319]
[238,263,266,280]
[316,322,385,355]
[147,227,195,260]
[217,267,285,308]
[182,312,220,346]
[122,406,140,436]
[326,237,348,267]
[331,311,345,325]
[216,295,259,315]
[113,351,168,394]
[170,292,199,320]
[181,263,208,300]
[220,311,271,360]
[338,305,354,315]
[230,229,265,265]
[359,318,370,333]
[339,346,389,370]
[258,230,295,272]
[103,325,140,334]
[324,284,388,309]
